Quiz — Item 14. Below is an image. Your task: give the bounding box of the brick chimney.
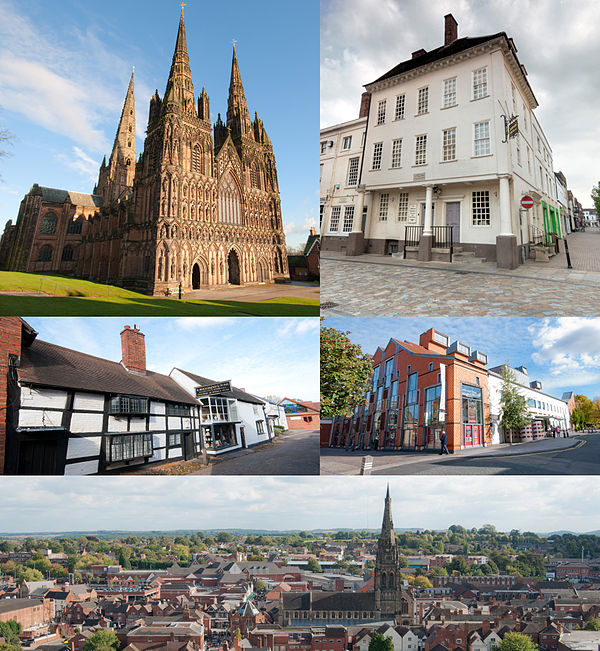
[359,91,371,118]
[444,14,458,45]
[120,325,146,375]
[310,226,317,236]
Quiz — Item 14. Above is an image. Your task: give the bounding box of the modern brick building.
[326,327,572,451]
[328,328,490,452]
[278,398,320,430]
[0,9,288,293]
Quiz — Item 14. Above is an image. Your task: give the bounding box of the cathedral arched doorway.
[192,260,208,289]
[227,250,241,285]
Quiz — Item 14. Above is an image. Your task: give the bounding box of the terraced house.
[321,14,565,268]
[0,318,273,475]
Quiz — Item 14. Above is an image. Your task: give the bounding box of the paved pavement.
[542,227,600,273]
[321,235,600,315]
[191,429,319,475]
[184,281,319,302]
[320,432,600,475]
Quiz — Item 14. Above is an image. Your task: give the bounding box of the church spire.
[380,483,396,546]
[95,70,136,202]
[164,7,195,115]
[227,44,253,139]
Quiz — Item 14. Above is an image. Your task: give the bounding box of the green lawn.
[0,272,319,316]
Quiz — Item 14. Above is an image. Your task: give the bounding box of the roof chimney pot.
[444,13,458,46]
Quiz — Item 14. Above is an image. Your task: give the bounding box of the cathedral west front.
[0,8,289,294]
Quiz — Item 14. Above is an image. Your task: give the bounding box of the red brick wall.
[0,317,23,473]
[0,599,54,628]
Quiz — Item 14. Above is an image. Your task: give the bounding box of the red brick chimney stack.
[359,91,371,118]
[444,14,458,46]
[310,226,317,236]
[120,324,146,375]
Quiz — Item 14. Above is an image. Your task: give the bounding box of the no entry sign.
[521,195,534,210]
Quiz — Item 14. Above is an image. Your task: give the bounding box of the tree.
[499,366,530,444]
[306,558,323,573]
[368,633,394,651]
[584,618,600,631]
[82,630,120,651]
[591,182,600,218]
[320,321,373,418]
[496,632,537,651]
[254,579,266,593]
[413,575,432,588]
[0,621,22,647]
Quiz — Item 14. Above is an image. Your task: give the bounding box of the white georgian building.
[488,363,572,443]
[321,14,564,268]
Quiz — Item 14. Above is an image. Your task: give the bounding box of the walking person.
[439,429,449,455]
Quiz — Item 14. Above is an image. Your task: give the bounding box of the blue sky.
[0,0,318,248]
[323,317,600,400]
[24,317,319,400]
[1,476,599,534]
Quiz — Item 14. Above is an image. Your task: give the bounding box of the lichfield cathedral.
[0,9,289,294]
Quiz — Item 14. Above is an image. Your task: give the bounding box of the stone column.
[346,190,367,256]
[496,175,518,269]
[418,185,433,261]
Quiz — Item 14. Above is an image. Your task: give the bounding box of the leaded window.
[110,395,149,415]
[109,433,153,462]
[38,245,52,262]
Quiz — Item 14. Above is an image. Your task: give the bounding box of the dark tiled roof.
[19,339,197,405]
[288,255,308,268]
[370,33,507,85]
[30,184,102,208]
[304,235,320,256]
[174,368,265,405]
[282,591,375,611]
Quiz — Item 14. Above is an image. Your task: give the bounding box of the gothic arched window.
[61,245,74,261]
[40,213,58,235]
[38,244,52,261]
[218,172,241,225]
[192,144,202,173]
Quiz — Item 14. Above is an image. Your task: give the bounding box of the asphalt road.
[191,429,319,475]
[371,434,600,475]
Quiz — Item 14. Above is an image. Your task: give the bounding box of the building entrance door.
[446,201,460,243]
[227,250,241,285]
[15,428,68,475]
[192,264,200,289]
[183,431,194,460]
[240,426,247,448]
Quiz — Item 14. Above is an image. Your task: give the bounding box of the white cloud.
[277,318,319,338]
[529,317,600,377]
[174,317,238,330]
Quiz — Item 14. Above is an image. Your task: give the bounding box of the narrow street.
[191,429,319,475]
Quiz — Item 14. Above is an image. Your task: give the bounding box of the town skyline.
[1,476,599,534]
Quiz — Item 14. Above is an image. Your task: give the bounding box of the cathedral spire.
[227,44,253,139]
[95,70,136,202]
[380,483,395,546]
[164,7,195,114]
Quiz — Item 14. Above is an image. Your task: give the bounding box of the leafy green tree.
[82,630,120,651]
[591,182,600,218]
[584,618,600,631]
[254,579,266,593]
[0,621,22,647]
[413,575,432,588]
[320,321,373,417]
[496,632,537,651]
[500,366,530,444]
[306,558,323,573]
[368,633,394,651]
